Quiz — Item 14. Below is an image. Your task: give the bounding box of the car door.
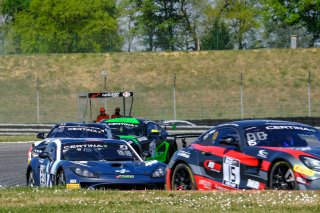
[197,127,242,189]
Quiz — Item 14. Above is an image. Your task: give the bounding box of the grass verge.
[0,136,37,142]
[0,187,320,212]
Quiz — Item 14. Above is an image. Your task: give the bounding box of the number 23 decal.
[223,157,240,188]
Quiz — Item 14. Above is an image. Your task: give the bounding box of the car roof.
[103,117,145,124]
[215,119,313,128]
[55,138,126,145]
[57,122,111,129]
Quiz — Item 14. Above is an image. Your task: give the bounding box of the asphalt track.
[0,142,32,187]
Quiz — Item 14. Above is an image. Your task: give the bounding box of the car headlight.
[152,166,165,178]
[70,167,98,178]
[300,156,320,171]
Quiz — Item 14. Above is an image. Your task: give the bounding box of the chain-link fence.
[0,51,320,124]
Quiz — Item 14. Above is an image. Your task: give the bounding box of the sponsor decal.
[246,179,260,189]
[204,160,221,172]
[223,157,240,188]
[102,92,120,97]
[293,165,315,177]
[66,184,80,189]
[123,92,131,97]
[64,143,104,151]
[198,179,212,190]
[212,131,218,141]
[116,175,134,179]
[66,127,104,133]
[39,165,46,186]
[177,150,191,159]
[119,145,128,150]
[108,122,136,127]
[137,137,148,142]
[145,160,158,166]
[70,179,77,184]
[257,150,268,158]
[266,126,314,132]
[115,169,130,174]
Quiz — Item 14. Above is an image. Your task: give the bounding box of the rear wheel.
[171,163,196,190]
[56,170,66,186]
[27,170,35,187]
[269,161,297,190]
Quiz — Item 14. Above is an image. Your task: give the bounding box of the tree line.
[0,0,319,54]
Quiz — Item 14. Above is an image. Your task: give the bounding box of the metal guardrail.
[0,124,211,136]
[0,124,54,136]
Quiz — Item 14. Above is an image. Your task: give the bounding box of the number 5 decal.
[223,157,240,188]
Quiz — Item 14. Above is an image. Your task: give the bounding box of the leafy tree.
[213,0,260,49]
[118,0,140,52]
[262,0,320,46]
[201,18,233,50]
[179,0,209,51]
[10,0,122,53]
[0,0,30,21]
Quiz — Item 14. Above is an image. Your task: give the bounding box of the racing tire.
[269,161,297,190]
[27,170,35,187]
[56,170,66,186]
[171,163,197,190]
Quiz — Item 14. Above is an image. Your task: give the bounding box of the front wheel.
[269,161,297,190]
[171,163,197,190]
[56,170,66,186]
[27,170,35,187]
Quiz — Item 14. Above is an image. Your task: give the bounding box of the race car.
[102,117,179,163]
[166,119,320,190]
[27,122,113,164]
[26,138,166,189]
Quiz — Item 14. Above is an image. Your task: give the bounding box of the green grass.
[1,187,320,212]
[0,136,37,142]
[1,49,320,123]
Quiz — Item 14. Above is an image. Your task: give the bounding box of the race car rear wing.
[168,133,202,149]
[79,92,134,122]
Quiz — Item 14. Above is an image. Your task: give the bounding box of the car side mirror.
[37,132,45,139]
[39,152,52,161]
[219,136,239,147]
[141,151,152,161]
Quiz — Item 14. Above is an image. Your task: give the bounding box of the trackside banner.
[88,92,133,98]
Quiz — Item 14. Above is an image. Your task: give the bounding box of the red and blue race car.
[166,119,320,190]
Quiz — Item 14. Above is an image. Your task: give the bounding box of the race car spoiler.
[87,92,133,98]
[168,133,202,148]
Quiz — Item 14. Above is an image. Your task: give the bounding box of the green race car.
[102,117,177,163]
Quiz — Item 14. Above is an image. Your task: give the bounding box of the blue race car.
[167,119,320,190]
[27,122,113,164]
[26,138,166,189]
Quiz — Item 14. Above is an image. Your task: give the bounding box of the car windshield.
[48,126,107,138]
[244,125,320,147]
[107,122,143,136]
[61,142,140,161]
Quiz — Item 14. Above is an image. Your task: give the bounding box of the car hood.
[70,160,161,175]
